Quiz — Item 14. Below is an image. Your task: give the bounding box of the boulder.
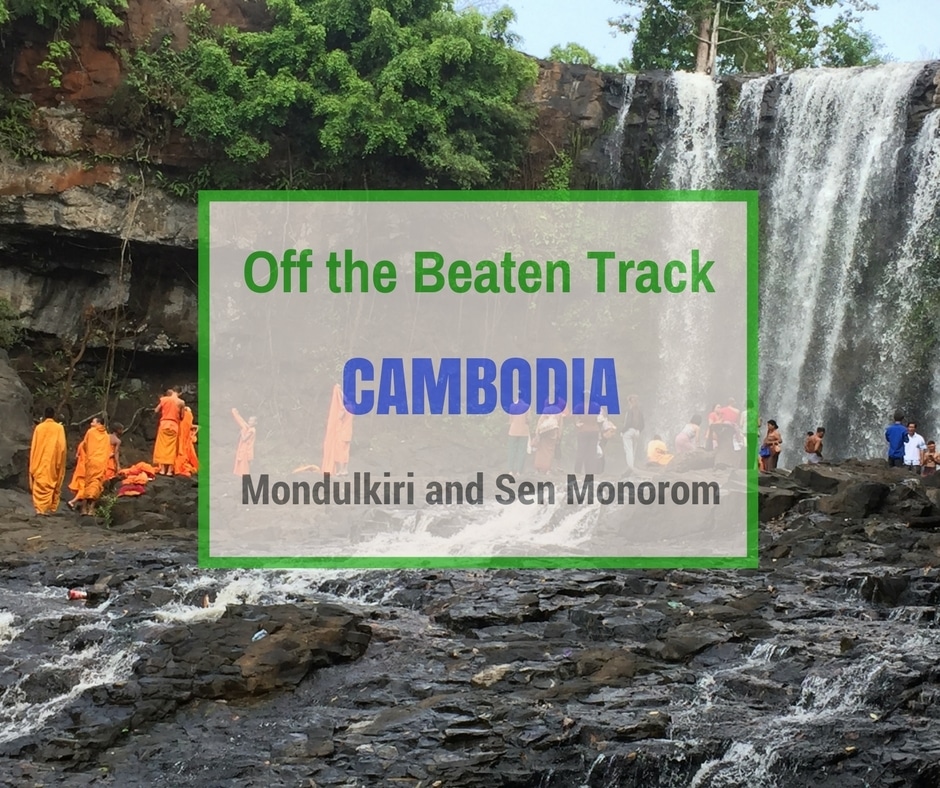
[817,481,889,518]
[0,350,33,484]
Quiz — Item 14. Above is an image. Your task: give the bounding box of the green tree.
[0,0,125,27]
[124,1,537,188]
[610,0,885,74]
[818,14,886,67]
[548,44,632,73]
[549,42,601,66]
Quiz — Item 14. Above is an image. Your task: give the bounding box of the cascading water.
[649,73,728,443]
[759,62,931,461]
[617,62,940,460]
[664,72,721,191]
[607,74,637,184]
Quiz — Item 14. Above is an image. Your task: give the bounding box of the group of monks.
[153,388,199,477]
[27,387,199,518]
[28,410,122,517]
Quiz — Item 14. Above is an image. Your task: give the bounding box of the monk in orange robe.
[175,406,199,477]
[105,423,124,480]
[67,441,87,510]
[79,416,112,516]
[321,384,354,476]
[232,408,256,475]
[29,407,67,515]
[153,389,184,475]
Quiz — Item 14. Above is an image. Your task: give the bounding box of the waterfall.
[665,72,721,190]
[617,62,940,461]
[759,62,930,461]
[649,73,726,443]
[607,74,637,184]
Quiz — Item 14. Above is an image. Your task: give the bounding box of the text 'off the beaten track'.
[241,249,717,294]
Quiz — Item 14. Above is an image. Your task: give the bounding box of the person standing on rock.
[761,419,782,470]
[79,415,111,517]
[904,421,927,474]
[232,407,257,476]
[28,407,67,515]
[175,406,199,477]
[885,411,908,468]
[153,389,184,476]
[922,441,938,476]
[803,427,825,464]
[321,384,353,476]
[105,423,124,480]
[620,394,644,471]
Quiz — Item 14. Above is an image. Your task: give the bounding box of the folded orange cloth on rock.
[117,483,147,497]
[119,462,157,478]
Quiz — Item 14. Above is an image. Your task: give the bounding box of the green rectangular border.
[198,189,759,569]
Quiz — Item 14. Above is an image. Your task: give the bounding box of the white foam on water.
[0,611,20,646]
[0,642,139,745]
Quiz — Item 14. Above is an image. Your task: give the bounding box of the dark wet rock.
[642,622,731,662]
[1,602,371,763]
[858,573,910,606]
[818,481,889,518]
[6,459,940,786]
[759,488,804,521]
[0,351,33,485]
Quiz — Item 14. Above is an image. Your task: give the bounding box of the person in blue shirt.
[885,411,909,468]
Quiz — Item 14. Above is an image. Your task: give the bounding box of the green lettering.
[635,260,661,293]
[664,260,686,293]
[691,250,715,292]
[244,251,278,293]
[474,260,499,293]
[546,260,570,293]
[415,251,445,292]
[518,260,541,293]
[449,260,472,293]
[588,251,615,293]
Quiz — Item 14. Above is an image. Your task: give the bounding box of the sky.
[502,0,940,66]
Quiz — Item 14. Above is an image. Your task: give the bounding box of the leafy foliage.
[611,0,888,73]
[123,1,538,188]
[0,297,23,350]
[540,151,572,190]
[0,1,127,86]
[0,0,126,27]
[549,42,601,67]
[549,42,633,73]
[0,93,46,159]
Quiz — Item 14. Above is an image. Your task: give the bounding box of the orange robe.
[81,424,112,501]
[321,384,354,474]
[233,408,255,475]
[29,418,67,514]
[153,395,183,466]
[68,442,87,498]
[647,439,674,466]
[175,407,199,476]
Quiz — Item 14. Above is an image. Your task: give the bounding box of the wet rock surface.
[2,463,940,786]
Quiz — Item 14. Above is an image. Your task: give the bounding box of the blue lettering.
[536,358,567,412]
[378,358,408,414]
[343,358,374,415]
[499,357,531,414]
[466,358,498,414]
[413,358,461,414]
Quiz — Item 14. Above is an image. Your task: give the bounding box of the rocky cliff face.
[0,0,625,358]
[1,0,938,364]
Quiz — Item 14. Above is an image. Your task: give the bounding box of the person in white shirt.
[904,422,927,473]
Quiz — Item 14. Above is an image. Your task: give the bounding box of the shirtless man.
[803,427,825,464]
[107,423,124,479]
